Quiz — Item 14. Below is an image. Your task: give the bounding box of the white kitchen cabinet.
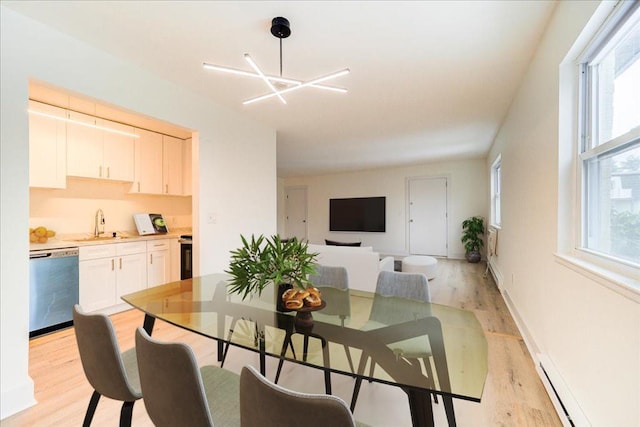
[67,111,135,181]
[79,242,147,312]
[163,135,183,195]
[169,238,181,282]
[147,240,171,287]
[115,243,147,299]
[79,256,116,312]
[131,128,163,194]
[66,111,103,179]
[101,120,135,181]
[79,244,117,312]
[182,138,192,196]
[28,100,67,189]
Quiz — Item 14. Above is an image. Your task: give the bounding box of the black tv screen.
[329,197,386,232]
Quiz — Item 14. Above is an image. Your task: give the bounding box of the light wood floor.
[2,259,562,426]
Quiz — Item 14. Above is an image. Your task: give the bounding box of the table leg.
[406,389,434,427]
[259,336,266,376]
[217,341,224,362]
[142,314,155,335]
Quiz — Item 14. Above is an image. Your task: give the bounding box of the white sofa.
[307,244,395,293]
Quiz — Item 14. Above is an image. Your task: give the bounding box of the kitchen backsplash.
[30,178,192,235]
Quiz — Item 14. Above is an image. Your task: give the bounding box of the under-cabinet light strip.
[27,109,140,138]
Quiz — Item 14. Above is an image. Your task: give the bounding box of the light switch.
[207,212,217,224]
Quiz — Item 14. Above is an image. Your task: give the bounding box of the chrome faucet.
[94,209,105,237]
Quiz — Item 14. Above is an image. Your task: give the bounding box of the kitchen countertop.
[29,228,192,251]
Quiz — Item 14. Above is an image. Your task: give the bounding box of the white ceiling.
[6,1,556,177]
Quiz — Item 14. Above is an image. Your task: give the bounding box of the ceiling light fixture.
[28,109,140,138]
[203,17,349,105]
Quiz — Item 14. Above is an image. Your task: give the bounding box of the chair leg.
[220,319,239,367]
[82,391,101,427]
[368,360,375,382]
[119,401,135,427]
[343,344,355,373]
[422,357,438,404]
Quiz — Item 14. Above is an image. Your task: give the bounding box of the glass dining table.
[121,273,488,427]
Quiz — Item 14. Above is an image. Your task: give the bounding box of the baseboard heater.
[539,362,575,427]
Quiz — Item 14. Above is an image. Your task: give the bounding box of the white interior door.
[285,187,308,241]
[408,177,448,256]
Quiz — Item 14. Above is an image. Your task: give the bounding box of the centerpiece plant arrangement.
[225,234,321,311]
[461,216,485,263]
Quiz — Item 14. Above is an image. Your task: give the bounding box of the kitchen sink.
[69,236,130,242]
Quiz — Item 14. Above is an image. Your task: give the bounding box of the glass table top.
[122,273,488,402]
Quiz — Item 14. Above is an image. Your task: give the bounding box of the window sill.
[554,253,640,303]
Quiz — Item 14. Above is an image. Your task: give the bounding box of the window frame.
[576,1,640,270]
[490,155,502,228]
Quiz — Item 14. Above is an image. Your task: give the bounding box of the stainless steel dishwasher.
[29,247,79,337]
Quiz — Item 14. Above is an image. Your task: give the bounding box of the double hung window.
[491,156,502,227]
[579,4,640,266]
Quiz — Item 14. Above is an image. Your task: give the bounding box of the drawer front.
[116,241,147,256]
[147,240,170,252]
[79,244,117,261]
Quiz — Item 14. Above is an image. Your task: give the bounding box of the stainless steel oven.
[179,235,192,280]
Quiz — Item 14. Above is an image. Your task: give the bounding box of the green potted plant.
[225,234,318,311]
[461,216,484,263]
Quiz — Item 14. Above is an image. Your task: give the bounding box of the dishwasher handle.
[30,248,79,259]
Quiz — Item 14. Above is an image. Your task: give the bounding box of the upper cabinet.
[163,135,183,196]
[66,111,135,181]
[131,131,189,196]
[183,138,192,196]
[101,120,135,181]
[131,128,163,194]
[28,101,67,189]
[28,94,191,195]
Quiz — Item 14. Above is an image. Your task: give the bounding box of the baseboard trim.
[498,285,589,427]
[1,377,36,420]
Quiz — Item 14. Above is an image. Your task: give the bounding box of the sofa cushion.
[325,239,361,247]
[308,244,392,293]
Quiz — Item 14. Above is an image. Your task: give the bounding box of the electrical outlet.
[207,212,217,224]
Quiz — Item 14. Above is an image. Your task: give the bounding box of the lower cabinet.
[147,240,171,287]
[79,241,147,312]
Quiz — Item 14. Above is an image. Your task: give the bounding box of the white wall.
[1,7,276,418]
[30,180,192,236]
[283,158,487,258]
[487,1,639,426]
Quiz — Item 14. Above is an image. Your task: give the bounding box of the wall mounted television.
[329,196,386,232]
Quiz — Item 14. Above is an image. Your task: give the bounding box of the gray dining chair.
[240,365,360,427]
[135,327,240,427]
[72,304,142,427]
[350,270,436,412]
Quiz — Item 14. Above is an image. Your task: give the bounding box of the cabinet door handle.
[99,166,103,178]
[119,258,122,269]
[165,184,169,194]
[150,253,153,265]
[138,182,140,192]
[107,166,110,178]
[111,259,115,271]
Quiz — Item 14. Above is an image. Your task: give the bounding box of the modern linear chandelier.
[203,17,349,105]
